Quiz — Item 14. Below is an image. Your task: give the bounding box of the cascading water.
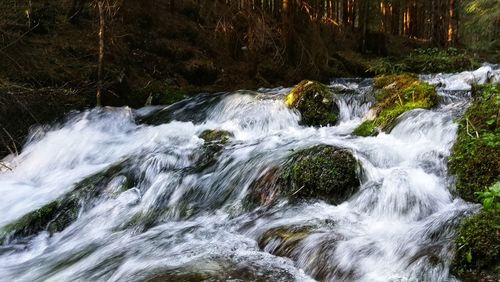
[0,66,498,282]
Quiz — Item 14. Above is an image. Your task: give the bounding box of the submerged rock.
[248,145,359,206]
[199,129,232,144]
[193,129,233,172]
[258,224,344,281]
[285,80,339,127]
[259,225,312,257]
[0,162,132,243]
[146,256,297,282]
[353,74,438,136]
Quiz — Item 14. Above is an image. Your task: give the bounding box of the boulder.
[283,145,359,204]
[353,74,438,136]
[285,80,339,126]
[248,145,359,206]
[193,130,233,172]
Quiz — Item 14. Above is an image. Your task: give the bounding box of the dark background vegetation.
[0,0,499,156]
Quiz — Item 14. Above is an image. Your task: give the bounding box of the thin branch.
[0,22,40,52]
[0,162,12,171]
[2,127,19,156]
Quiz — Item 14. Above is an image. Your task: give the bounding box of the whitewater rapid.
[0,65,498,281]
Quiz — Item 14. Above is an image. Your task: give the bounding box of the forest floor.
[0,0,498,157]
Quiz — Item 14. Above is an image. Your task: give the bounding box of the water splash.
[0,66,498,281]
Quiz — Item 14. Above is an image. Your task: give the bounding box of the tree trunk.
[96,1,105,106]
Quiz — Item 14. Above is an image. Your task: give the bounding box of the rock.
[0,162,131,243]
[193,130,233,172]
[247,145,359,206]
[352,120,377,137]
[354,74,438,136]
[259,226,312,257]
[199,129,232,144]
[0,200,77,244]
[452,209,500,281]
[247,166,282,207]
[258,224,343,281]
[146,256,296,282]
[284,145,359,204]
[285,80,339,126]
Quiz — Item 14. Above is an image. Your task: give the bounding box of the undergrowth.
[368,48,479,75]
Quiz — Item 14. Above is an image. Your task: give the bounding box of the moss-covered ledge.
[449,84,500,202]
[353,74,438,136]
[452,208,499,281]
[449,83,499,281]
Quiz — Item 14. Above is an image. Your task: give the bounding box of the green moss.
[368,48,479,75]
[452,210,500,279]
[0,162,129,243]
[450,84,500,281]
[449,83,500,202]
[259,226,312,257]
[193,130,233,173]
[354,74,438,136]
[0,198,80,243]
[141,81,186,106]
[199,129,232,144]
[285,80,339,127]
[353,120,376,136]
[245,145,359,207]
[373,73,417,90]
[283,145,359,204]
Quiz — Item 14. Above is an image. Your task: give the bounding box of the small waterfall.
[0,66,498,281]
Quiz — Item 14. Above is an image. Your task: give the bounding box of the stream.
[0,66,499,281]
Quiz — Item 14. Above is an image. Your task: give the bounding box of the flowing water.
[0,66,498,282]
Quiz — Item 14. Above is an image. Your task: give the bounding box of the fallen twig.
[2,127,19,156]
[0,161,12,171]
[465,117,479,139]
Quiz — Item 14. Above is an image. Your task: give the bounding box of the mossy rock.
[146,256,296,282]
[284,145,359,204]
[285,80,339,127]
[247,145,359,206]
[0,162,131,243]
[352,120,377,137]
[199,129,232,144]
[452,209,500,281]
[245,166,282,208]
[449,84,500,281]
[259,226,312,257]
[354,74,438,136]
[192,130,233,172]
[257,223,342,281]
[0,200,77,243]
[449,83,500,202]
